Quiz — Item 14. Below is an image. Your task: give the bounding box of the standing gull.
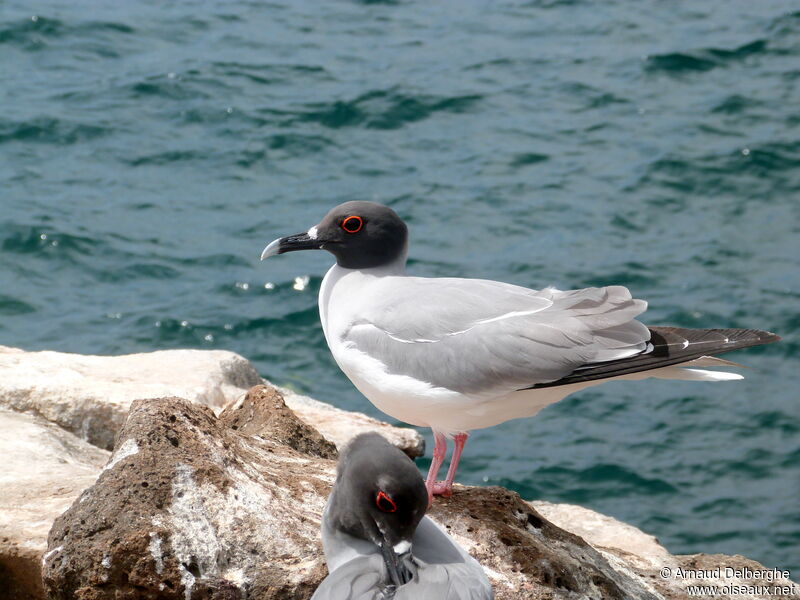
[313,432,493,599]
[261,201,780,502]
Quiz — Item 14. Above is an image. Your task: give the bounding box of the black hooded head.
[328,432,427,549]
[261,201,408,269]
[325,433,427,587]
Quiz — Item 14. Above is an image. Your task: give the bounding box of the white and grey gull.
[261,201,780,502]
[312,432,493,599]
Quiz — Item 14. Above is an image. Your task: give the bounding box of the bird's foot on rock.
[431,481,453,496]
[427,481,453,507]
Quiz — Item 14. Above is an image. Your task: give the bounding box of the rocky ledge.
[0,347,795,599]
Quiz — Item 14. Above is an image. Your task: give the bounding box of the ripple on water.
[95,263,182,283]
[128,78,213,102]
[211,61,332,86]
[294,88,482,130]
[632,142,800,197]
[126,150,208,167]
[646,40,769,74]
[0,16,134,51]
[509,153,549,168]
[0,294,37,316]
[711,94,763,115]
[581,265,658,288]
[0,225,101,258]
[0,117,108,145]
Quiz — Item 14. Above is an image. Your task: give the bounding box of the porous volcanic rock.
[531,501,798,600]
[43,396,335,600]
[0,346,263,450]
[532,500,672,571]
[219,384,337,459]
[428,488,661,599]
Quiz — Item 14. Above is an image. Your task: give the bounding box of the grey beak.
[260,231,322,260]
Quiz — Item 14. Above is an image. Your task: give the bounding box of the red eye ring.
[341,215,363,234]
[376,490,397,513]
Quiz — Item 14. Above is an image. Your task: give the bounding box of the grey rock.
[0,346,262,450]
[0,408,109,600]
[0,345,423,457]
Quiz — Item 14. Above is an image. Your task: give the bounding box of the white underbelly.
[327,340,454,426]
[328,339,588,434]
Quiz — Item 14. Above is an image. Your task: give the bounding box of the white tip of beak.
[260,238,281,261]
[393,540,412,555]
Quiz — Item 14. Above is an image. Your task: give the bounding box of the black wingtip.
[523,325,780,390]
[648,326,781,352]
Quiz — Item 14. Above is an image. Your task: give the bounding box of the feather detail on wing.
[342,278,650,395]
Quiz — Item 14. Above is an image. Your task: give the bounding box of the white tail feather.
[618,364,744,382]
[657,367,744,381]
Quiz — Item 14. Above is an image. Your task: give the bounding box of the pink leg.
[431,433,469,498]
[424,431,447,506]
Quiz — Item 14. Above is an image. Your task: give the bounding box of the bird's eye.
[341,215,363,234]
[376,490,397,513]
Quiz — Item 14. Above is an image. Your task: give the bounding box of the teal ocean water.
[2,0,799,572]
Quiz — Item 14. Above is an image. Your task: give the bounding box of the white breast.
[318,264,465,431]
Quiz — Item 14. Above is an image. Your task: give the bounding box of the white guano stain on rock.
[41,545,63,567]
[148,532,164,575]
[223,567,247,587]
[164,449,327,597]
[101,554,111,582]
[168,464,216,600]
[102,438,139,472]
[181,570,196,600]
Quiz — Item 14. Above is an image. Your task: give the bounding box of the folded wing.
[344,278,650,395]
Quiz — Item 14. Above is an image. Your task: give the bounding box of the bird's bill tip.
[260,238,282,260]
[260,231,322,261]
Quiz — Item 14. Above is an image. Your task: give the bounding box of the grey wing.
[395,565,494,600]
[311,555,385,600]
[347,277,649,395]
[395,517,494,600]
